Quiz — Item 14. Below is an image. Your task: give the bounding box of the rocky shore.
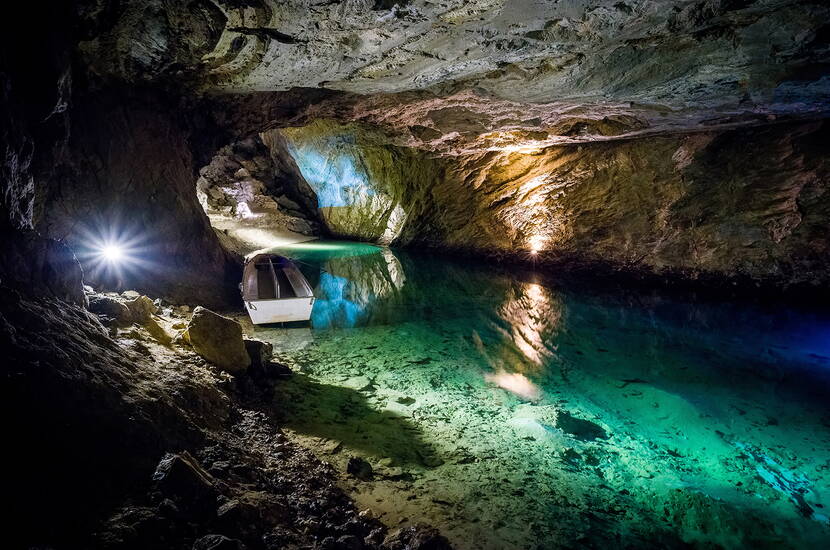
[1,284,450,550]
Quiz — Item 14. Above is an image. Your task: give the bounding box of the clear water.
[241,240,830,549]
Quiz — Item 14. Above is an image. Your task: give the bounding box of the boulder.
[346,457,373,481]
[87,295,132,327]
[125,295,157,324]
[143,316,173,345]
[152,451,217,517]
[243,338,273,370]
[184,307,250,373]
[276,195,301,211]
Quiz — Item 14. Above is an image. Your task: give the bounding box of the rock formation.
[185,306,251,374]
[4,0,826,298]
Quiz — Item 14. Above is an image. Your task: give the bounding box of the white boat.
[241,254,315,324]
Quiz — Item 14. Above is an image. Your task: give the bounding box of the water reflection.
[483,370,541,401]
[307,244,406,328]
[269,240,830,394]
[256,240,830,549]
[495,281,561,366]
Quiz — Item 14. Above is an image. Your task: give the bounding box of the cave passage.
[3,1,830,549]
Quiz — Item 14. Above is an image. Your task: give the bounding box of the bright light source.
[76,221,153,287]
[99,244,124,263]
[528,235,546,255]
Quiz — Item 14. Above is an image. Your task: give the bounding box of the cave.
[2,1,829,549]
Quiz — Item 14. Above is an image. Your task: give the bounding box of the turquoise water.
[241,241,830,549]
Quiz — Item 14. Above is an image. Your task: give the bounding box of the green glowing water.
[240,240,830,549]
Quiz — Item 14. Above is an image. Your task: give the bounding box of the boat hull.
[245,297,315,324]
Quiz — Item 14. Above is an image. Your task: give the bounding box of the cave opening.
[3,2,830,549]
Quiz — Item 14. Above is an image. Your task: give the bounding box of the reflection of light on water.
[312,272,363,328]
[498,282,559,365]
[526,283,545,307]
[485,370,541,401]
[274,240,380,256]
[382,247,406,289]
[306,244,407,329]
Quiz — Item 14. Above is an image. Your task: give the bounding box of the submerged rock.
[554,410,608,442]
[184,307,250,374]
[346,457,373,481]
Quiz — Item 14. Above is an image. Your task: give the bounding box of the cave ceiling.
[78,0,830,152]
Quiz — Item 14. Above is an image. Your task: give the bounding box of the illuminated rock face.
[401,120,830,288]
[196,136,321,236]
[272,121,443,244]
[265,119,829,289]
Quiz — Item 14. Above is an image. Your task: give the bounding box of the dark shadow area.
[270,373,442,468]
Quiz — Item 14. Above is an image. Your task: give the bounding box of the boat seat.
[256,263,277,300]
[274,268,297,298]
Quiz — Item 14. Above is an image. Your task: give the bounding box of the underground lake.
[240,240,830,549]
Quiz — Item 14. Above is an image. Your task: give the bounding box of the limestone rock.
[88,295,132,327]
[152,451,217,507]
[125,295,157,324]
[243,338,273,370]
[143,316,173,346]
[266,119,830,290]
[81,0,830,125]
[184,307,250,374]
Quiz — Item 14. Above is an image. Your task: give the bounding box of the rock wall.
[0,1,86,304]
[273,120,445,243]
[196,135,321,236]
[2,2,241,308]
[3,0,829,300]
[403,120,830,290]
[32,89,241,307]
[270,119,829,291]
